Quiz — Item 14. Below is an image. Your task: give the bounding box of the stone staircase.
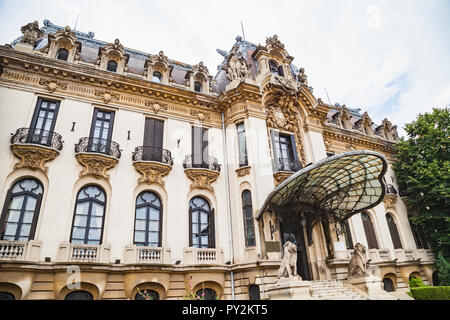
[310,280,367,300]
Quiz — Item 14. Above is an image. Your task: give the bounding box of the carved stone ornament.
[133,162,172,186]
[11,144,59,174]
[94,89,120,104]
[75,153,118,180]
[266,34,285,51]
[235,166,251,177]
[384,194,398,210]
[273,172,293,186]
[192,61,209,76]
[184,168,220,192]
[297,67,308,86]
[265,89,299,132]
[190,110,210,122]
[39,78,67,93]
[20,21,44,46]
[224,46,252,82]
[145,100,168,113]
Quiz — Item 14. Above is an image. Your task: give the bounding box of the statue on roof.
[224,46,252,82]
[297,67,308,86]
[20,20,44,46]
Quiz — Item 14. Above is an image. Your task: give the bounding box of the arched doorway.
[0,292,15,300]
[65,290,93,300]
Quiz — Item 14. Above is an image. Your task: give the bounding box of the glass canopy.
[256,150,388,222]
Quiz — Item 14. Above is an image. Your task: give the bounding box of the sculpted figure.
[225,46,251,81]
[297,67,308,86]
[20,21,43,46]
[347,242,370,277]
[278,241,298,278]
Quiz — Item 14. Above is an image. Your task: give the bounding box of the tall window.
[237,123,248,167]
[242,190,256,247]
[192,126,208,168]
[89,109,115,154]
[341,220,354,249]
[386,213,402,249]
[0,178,43,241]
[107,60,118,72]
[194,81,202,92]
[70,185,106,245]
[134,192,162,247]
[408,216,429,249]
[271,130,300,172]
[361,212,379,249]
[189,197,214,248]
[143,118,164,161]
[29,98,60,146]
[152,71,162,83]
[56,48,69,61]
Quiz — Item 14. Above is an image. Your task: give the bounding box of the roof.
[256,150,387,222]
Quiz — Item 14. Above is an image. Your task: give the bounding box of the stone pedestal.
[345,275,396,300]
[265,277,312,300]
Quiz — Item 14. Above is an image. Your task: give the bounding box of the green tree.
[392,107,450,284]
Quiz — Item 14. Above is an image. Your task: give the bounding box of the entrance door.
[280,213,311,280]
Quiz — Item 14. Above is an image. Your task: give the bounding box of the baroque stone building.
[0,19,437,300]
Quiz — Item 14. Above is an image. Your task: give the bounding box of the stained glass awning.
[256,150,388,222]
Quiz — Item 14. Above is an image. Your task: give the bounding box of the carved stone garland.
[133,162,172,186]
[75,153,118,180]
[184,168,220,192]
[11,144,59,174]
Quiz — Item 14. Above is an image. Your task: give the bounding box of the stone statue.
[297,67,308,86]
[20,21,44,46]
[278,241,298,278]
[225,46,252,81]
[347,243,370,278]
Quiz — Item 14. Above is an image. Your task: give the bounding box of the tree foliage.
[392,107,449,260]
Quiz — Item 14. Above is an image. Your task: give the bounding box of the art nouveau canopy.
[256,150,388,223]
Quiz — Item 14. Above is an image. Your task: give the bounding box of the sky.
[0,0,449,137]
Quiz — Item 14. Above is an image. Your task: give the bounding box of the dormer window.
[152,71,162,83]
[56,48,69,61]
[194,81,202,93]
[107,60,118,72]
[269,60,278,74]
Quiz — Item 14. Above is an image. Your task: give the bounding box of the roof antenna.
[241,21,246,41]
[73,14,80,30]
[324,87,331,105]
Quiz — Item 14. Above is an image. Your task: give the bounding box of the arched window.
[0,178,43,241]
[107,60,118,72]
[242,190,256,247]
[152,71,162,83]
[361,212,379,249]
[248,285,261,300]
[0,292,15,300]
[386,213,402,249]
[65,291,93,300]
[408,216,429,249]
[383,278,395,292]
[70,185,106,245]
[56,48,69,61]
[189,197,214,248]
[135,289,160,300]
[134,192,162,247]
[196,288,216,300]
[194,81,202,93]
[269,60,278,74]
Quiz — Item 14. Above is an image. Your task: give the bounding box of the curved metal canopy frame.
[256,150,388,223]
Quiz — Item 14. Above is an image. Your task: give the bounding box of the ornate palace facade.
[0,20,436,300]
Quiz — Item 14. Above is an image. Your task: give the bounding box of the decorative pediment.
[265,35,294,63]
[20,21,44,46]
[381,118,399,141]
[186,61,213,93]
[42,26,82,62]
[96,39,130,74]
[144,51,170,83]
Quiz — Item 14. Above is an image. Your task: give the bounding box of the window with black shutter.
[143,118,164,161]
[192,126,208,168]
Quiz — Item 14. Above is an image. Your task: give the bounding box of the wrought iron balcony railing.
[11,127,63,151]
[277,157,302,172]
[74,137,121,159]
[132,146,173,165]
[183,154,221,172]
[386,184,398,195]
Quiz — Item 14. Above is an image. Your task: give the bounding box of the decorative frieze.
[94,89,120,104]
[39,78,68,93]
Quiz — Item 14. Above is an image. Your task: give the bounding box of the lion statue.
[347,242,370,278]
[278,241,299,278]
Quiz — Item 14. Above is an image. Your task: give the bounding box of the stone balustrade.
[183,247,224,265]
[56,242,111,263]
[123,245,171,264]
[0,240,41,262]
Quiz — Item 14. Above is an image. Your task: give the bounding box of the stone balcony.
[183,155,221,192]
[368,248,393,263]
[183,247,224,266]
[10,127,64,174]
[0,240,41,262]
[132,146,173,186]
[74,137,121,180]
[123,245,171,264]
[56,242,111,263]
[273,157,303,186]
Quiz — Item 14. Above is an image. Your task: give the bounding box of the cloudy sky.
[0,0,449,137]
